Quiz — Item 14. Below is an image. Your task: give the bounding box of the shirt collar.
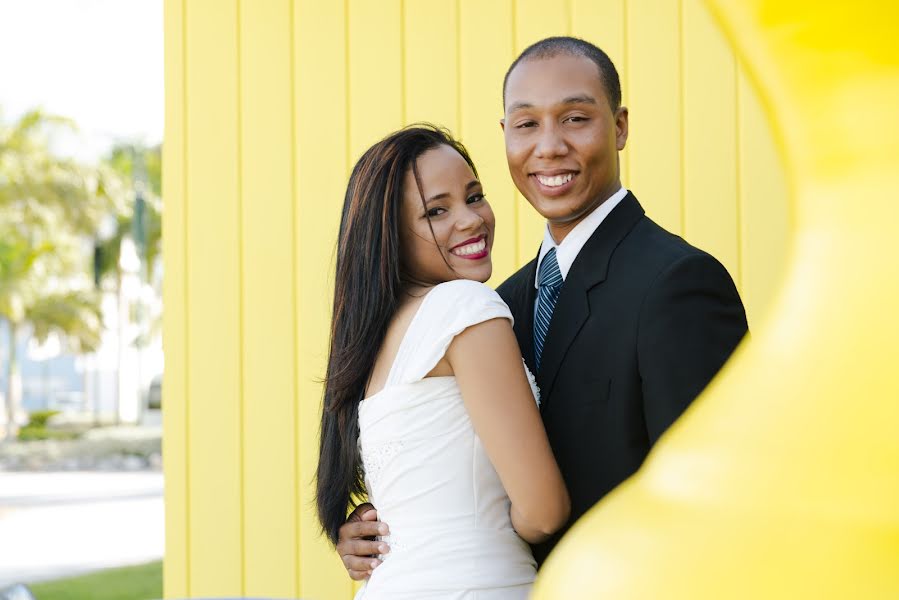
[534,187,628,288]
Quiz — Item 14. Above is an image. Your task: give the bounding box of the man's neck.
[549,219,589,244]
[547,186,622,244]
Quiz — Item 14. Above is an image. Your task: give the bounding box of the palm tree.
[0,109,118,230]
[94,144,163,352]
[0,230,104,437]
[0,109,114,438]
[95,144,162,288]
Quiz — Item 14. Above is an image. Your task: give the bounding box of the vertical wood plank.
[347,0,404,162]
[459,0,517,284]
[295,0,355,598]
[404,0,458,132]
[682,0,739,281]
[184,0,243,594]
[571,0,625,82]
[738,66,792,329]
[239,0,298,595]
[570,0,628,188]
[627,0,682,234]
[513,0,571,263]
[162,0,188,595]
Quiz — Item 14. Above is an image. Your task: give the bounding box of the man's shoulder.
[621,216,739,297]
[495,259,536,305]
[625,215,711,267]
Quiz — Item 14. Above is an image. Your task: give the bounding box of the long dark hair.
[316,124,478,544]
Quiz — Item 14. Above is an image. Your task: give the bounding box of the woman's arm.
[447,317,570,543]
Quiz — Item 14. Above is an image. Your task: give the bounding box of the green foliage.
[26,560,162,600]
[15,409,80,441]
[25,409,60,427]
[16,426,78,441]
[28,291,103,352]
[107,143,161,196]
[0,109,119,234]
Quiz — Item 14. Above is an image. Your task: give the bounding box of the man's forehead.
[505,54,605,107]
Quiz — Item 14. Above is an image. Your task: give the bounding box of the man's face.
[502,54,628,240]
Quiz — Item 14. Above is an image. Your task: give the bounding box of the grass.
[27,561,162,600]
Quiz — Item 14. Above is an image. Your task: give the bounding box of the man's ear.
[615,107,629,151]
[499,118,505,132]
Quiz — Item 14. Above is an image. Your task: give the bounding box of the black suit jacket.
[496,192,748,564]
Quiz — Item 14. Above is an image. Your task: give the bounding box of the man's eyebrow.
[507,96,596,113]
[561,94,597,105]
[507,101,534,113]
[427,180,481,203]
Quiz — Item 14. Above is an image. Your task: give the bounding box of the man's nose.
[534,123,568,159]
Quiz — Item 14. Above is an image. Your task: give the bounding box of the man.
[337,36,748,577]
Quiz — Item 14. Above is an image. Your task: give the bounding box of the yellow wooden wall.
[162,0,791,598]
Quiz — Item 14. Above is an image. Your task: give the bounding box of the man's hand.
[336,502,390,581]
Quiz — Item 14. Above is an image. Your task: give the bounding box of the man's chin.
[530,198,584,222]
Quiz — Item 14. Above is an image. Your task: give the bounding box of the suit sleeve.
[637,252,748,443]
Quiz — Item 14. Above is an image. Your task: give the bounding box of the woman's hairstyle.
[316,124,478,544]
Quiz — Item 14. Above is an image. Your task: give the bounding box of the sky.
[0,0,163,162]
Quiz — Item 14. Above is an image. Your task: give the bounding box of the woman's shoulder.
[427,279,505,305]
[419,279,513,330]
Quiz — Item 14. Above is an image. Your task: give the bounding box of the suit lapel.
[537,193,646,403]
[512,258,538,374]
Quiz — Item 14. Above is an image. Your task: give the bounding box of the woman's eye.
[426,207,446,217]
[467,193,486,204]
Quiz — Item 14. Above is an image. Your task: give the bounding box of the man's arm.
[336,503,390,580]
[637,252,748,443]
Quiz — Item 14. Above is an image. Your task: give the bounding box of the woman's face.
[399,144,495,285]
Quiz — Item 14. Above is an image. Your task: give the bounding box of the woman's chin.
[457,264,492,283]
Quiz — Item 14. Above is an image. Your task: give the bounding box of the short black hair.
[503,36,622,111]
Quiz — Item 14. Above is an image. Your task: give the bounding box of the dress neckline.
[362,284,440,401]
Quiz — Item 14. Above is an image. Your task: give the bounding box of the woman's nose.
[456,208,485,231]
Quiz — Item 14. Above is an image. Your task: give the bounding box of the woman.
[316,124,569,599]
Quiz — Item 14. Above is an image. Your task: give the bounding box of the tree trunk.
[0,319,6,440]
[115,268,123,425]
[4,321,23,439]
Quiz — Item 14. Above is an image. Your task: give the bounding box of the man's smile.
[531,170,579,195]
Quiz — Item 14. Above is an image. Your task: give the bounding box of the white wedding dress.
[354,280,539,600]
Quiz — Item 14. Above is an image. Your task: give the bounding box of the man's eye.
[515,121,537,129]
[565,116,589,123]
[467,193,486,204]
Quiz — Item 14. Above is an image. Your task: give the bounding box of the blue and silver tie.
[534,247,563,371]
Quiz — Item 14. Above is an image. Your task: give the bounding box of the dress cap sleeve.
[388,280,514,385]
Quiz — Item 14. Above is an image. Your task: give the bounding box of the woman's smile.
[450,235,489,259]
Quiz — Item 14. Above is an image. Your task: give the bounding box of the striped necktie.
[534,247,563,371]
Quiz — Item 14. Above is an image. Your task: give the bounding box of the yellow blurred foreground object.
[533,1,899,598]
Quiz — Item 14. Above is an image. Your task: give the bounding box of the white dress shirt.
[534,186,629,289]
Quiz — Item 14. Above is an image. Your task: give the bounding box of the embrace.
[316,37,748,599]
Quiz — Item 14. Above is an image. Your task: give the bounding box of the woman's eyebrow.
[427,180,481,202]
